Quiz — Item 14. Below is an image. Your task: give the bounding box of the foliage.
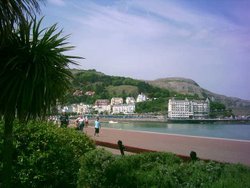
[0,18,79,120]
[209,101,233,118]
[106,85,138,98]
[78,150,181,188]
[77,148,115,188]
[210,102,226,111]
[77,149,250,188]
[0,120,95,187]
[68,69,238,116]
[0,0,43,35]
[66,69,171,113]
[212,164,250,187]
[0,17,80,187]
[136,98,167,113]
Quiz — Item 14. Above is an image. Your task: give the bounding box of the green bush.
[77,150,182,188]
[212,164,250,188]
[77,148,115,188]
[77,149,250,188]
[105,152,182,188]
[0,120,95,187]
[179,160,223,187]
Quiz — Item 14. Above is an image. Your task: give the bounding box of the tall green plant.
[1,1,44,186]
[0,0,44,44]
[0,18,80,187]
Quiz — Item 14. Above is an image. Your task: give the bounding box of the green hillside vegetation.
[136,98,167,113]
[64,69,232,116]
[106,85,138,97]
[148,78,250,116]
[66,69,174,113]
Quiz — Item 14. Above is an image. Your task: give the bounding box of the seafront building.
[94,99,111,114]
[76,103,92,114]
[111,97,135,114]
[112,104,135,114]
[136,93,147,102]
[192,98,210,118]
[111,97,123,105]
[126,97,136,104]
[95,99,110,106]
[58,94,140,115]
[168,98,210,119]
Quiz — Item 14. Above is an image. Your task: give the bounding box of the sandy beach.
[84,126,250,166]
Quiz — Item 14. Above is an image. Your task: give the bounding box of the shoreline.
[80,116,250,124]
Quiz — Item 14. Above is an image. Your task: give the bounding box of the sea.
[102,121,250,141]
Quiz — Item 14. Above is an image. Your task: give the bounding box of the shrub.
[77,151,182,188]
[212,164,250,188]
[0,120,95,187]
[179,160,223,187]
[77,149,250,188]
[105,152,182,187]
[77,148,115,188]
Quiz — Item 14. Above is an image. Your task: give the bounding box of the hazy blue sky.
[41,0,250,100]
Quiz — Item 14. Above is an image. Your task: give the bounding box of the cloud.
[69,0,248,52]
[42,0,250,100]
[48,0,66,7]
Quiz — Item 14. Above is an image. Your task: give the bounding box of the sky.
[40,0,250,100]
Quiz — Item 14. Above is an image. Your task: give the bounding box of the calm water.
[103,122,250,141]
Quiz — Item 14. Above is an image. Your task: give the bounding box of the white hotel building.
[168,98,210,119]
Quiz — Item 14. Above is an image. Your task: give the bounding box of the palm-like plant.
[0,18,80,186]
[0,0,43,34]
[1,18,78,120]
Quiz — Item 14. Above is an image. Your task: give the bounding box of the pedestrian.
[84,116,89,127]
[76,115,85,132]
[60,111,69,128]
[94,117,101,136]
[118,140,125,156]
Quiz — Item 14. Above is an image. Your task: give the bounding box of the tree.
[1,1,44,187]
[0,0,44,44]
[0,18,80,187]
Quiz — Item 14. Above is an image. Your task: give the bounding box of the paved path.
[84,126,250,166]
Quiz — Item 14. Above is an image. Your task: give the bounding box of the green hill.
[63,69,246,116]
[147,77,250,116]
[64,69,175,113]
[68,69,173,100]
[106,85,138,96]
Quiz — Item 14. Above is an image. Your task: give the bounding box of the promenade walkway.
[84,126,250,166]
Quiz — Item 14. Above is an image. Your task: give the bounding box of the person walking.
[76,115,85,132]
[94,117,101,136]
[84,116,89,127]
[60,112,69,128]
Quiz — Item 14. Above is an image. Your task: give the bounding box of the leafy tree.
[210,102,226,111]
[209,101,231,118]
[0,17,80,187]
[1,1,44,186]
[136,98,167,113]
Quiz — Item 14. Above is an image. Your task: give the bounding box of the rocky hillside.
[147,77,250,116]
